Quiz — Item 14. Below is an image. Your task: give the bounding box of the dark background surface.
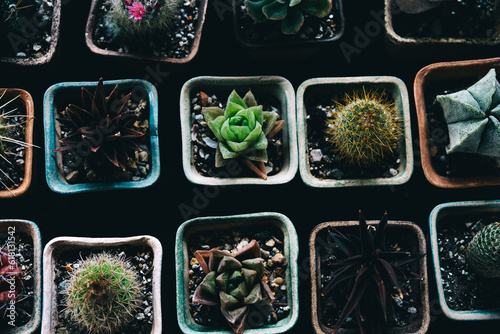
[1,0,500,333]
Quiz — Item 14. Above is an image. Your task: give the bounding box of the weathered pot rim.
[0,0,61,65]
[384,0,500,46]
[429,200,500,321]
[414,56,500,188]
[0,88,34,198]
[310,219,430,334]
[231,0,345,50]
[0,219,42,334]
[175,212,299,334]
[85,0,208,63]
[43,78,160,193]
[296,76,414,188]
[41,235,163,334]
[180,75,298,186]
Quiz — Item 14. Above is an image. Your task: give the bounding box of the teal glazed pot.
[296,76,413,188]
[429,200,500,321]
[175,212,299,334]
[180,76,298,186]
[43,79,160,193]
[0,219,42,334]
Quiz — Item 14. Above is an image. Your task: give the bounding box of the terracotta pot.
[175,212,299,334]
[180,76,298,186]
[429,200,500,321]
[0,0,61,66]
[41,235,163,334]
[310,219,430,334]
[0,88,34,198]
[414,56,500,188]
[296,76,413,188]
[85,0,208,63]
[0,219,42,334]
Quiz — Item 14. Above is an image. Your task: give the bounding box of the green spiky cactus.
[467,222,500,278]
[324,88,403,167]
[105,0,183,39]
[245,0,332,34]
[62,252,143,334]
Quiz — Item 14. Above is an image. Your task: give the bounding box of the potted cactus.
[0,88,35,198]
[296,76,413,188]
[429,200,500,321]
[384,0,500,56]
[175,212,299,334]
[41,235,163,334]
[43,77,160,193]
[232,0,345,59]
[0,0,62,65]
[180,76,298,186]
[85,0,208,63]
[414,56,500,188]
[310,211,430,334]
[0,219,42,334]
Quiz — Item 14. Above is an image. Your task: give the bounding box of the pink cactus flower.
[128,1,146,21]
[124,0,132,5]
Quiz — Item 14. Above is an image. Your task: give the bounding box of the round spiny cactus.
[467,222,500,278]
[325,88,403,167]
[63,251,143,334]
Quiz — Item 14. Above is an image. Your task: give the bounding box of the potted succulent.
[41,235,163,334]
[0,0,61,65]
[232,0,345,59]
[43,77,160,193]
[180,76,298,186]
[310,211,430,334]
[0,219,42,334]
[175,212,299,334]
[384,0,500,55]
[296,76,413,188]
[414,56,500,188]
[0,88,35,198]
[85,0,208,63]
[429,200,500,321]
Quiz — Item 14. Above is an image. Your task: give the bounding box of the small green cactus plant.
[245,0,332,34]
[324,87,403,167]
[62,251,143,334]
[105,0,182,39]
[201,89,284,179]
[466,222,500,278]
[192,240,276,334]
[436,68,500,159]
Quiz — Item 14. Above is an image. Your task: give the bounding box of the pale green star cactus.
[436,68,500,159]
[245,0,332,35]
[192,240,275,334]
[202,90,283,178]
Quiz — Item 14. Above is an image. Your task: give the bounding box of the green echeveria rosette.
[467,222,500,278]
[436,68,500,159]
[245,0,332,34]
[202,90,278,168]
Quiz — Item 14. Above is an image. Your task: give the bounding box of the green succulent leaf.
[199,271,218,297]
[206,115,226,142]
[216,272,229,292]
[241,268,257,288]
[225,101,246,119]
[243,282,263,305]
[218,256,243,273]
[467,68,500,113]
[229,281,249,300]
[477,116,500,158]
[245,0,274,22]
[299,0,332,18]
[289,0,301,6]
[243,91,259,108]
[209,250,232,272]
[263,1,288,20]
[262,111,278,136]
[242,258,265,278]
[281,6,304,34]
[220,291,240,310]
[226,139,252,153]
[227,90,248,109]
[202,107,224,123]
[220,305,248,326]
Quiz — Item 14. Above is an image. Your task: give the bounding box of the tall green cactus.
[467,222,500,278]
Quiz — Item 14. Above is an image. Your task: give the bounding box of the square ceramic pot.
[41,235,163,334]
[0,0,61,65]
[414,56,500,188]
[175,212,299,334]
[0,88,34,198]
[180,76,298,186]
[0,219,42,334]
[85,0,208,63]
[429,200,500,321]
[43,78,160,193]
[310,219,430,334]
[296,76,413,187]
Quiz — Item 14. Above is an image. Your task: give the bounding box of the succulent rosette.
[192,240,276,334]
[202,90,279,168]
